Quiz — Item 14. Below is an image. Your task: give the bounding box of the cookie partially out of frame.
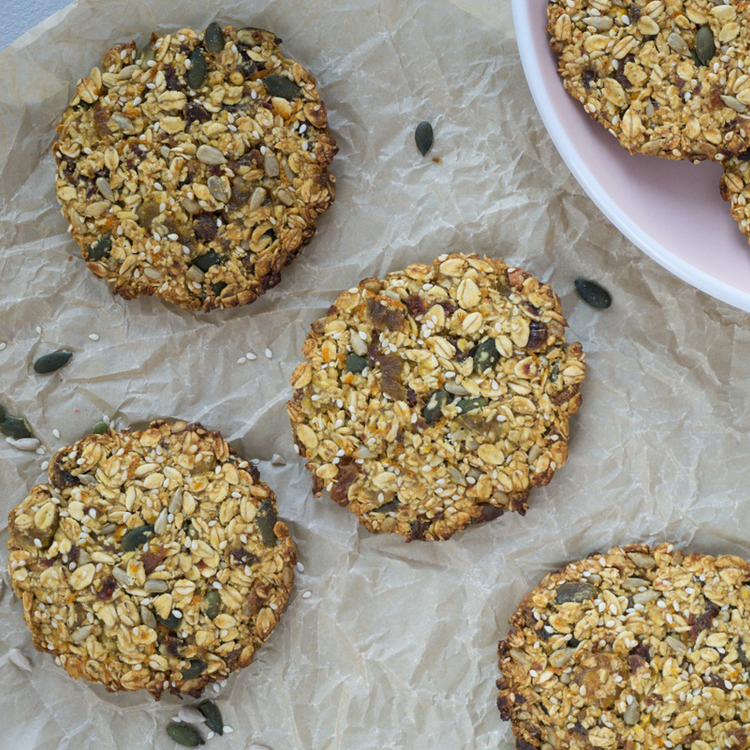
[54,24,337,311]
[287,253,585,542]
[497,543,750,750]
[548,1,750,161]
[7,420,296,698]
[720,153,750,240]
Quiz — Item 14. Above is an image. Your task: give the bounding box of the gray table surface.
[2,0,71,51]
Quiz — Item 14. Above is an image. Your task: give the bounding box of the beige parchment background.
[1,0,750,748]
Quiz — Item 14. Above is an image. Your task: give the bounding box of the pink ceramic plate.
[513,0,750,313]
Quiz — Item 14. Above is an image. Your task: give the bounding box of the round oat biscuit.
[548,0,750,161]
[720,153,750,240]
[497,543,750,750]
[54,24,337,311]
[7,420,296,698]
[287,253,586,542]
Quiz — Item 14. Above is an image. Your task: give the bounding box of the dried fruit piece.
[415,121,434,156]
[166,723,205,747]
[33,351,73,374]
[262,75,300,100]
[198,701,224,735]
[121,524,154,552]
[574,278,612,310]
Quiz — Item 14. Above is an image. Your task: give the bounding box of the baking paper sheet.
[2,0,750,747]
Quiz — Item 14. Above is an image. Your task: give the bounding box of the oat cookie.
[497,543,750,750]
[54,24,337,311]
[287,254,586,542]
[7,420,296,698]
[720,153,750,240]
[548,0,750,161]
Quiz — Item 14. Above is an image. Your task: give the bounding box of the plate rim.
[512,0,750,314]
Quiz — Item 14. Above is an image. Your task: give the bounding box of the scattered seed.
[166,723,205,747]
[181,660,207,680]
[9,437,41,452]
[422,389,450,424]
[0,416,33,440]
[88,333,100,341]
[34,351,73,374]
[198,701,224,735]
[256,499,278,546]
[296,562,305,573]
[205,590,221,620]
[270,453,286,466]
[574,278,612,310]
[345,353,368,373]
[52,428,60,439]
[92,421,108,435]
[121,524,154,552]
[177,707,206,724]
[415,121,434,156]
[555,582,596,604]
[186,48,207,90]
[302,591,312,599]
[0,342,5,351]
[262,75,301,100]
[695,26,716,66]
[86,233,112,262]
[264,348,273,359]
[9,649,32,672]
[204,22,225,54]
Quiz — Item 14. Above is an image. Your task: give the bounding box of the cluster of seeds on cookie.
[288,254,585,541]
[498,544,750,749]
[7,420,296,698]
[54,24,337,311]
[548,0,750,160]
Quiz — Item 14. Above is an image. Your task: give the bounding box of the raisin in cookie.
[548,1,750,161]
[54,24,337,311]
[287,253,585,542]
[7,420,296,698]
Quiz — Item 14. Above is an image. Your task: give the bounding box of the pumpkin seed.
[204,22,225,54]
[372,499,400,514]
[139,45,155,69]
[121,523,154,552]
[415,121,434,156]
[86,232,112,261]
[181,659,206,680]
[262,75,301,100]
[198,701,224,735]
[205,589,221,620]
[193,250,223,272]
[256,498,278,546]
[0,404,5,422]
[345,353,368,373]
[422,389,450,424]
[156,610,181,630]
[695,26,716,66]
[473,338,500,373]
[166,723,205,747]
[574,278,612,310]
[0,416,32,440]
[196,144,226,165]
[186,48,207,91]
[33,350,73,374]
[92,421,108,435]
[456,396,488,414]
[555,581,596,604]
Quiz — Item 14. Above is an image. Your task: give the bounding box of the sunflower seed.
[177,707,206,724]
[145,578,169,594]
[626,551,657,569]
[666,635,688,654]
[112,566,130,585]
[249,187,267,210]
[270,453,286,466]
[256,499,278,546]
[721,94,747,113]
[415,121,434,156]
[474,338,500,373]
[169,487,184,514]
[205,589,221,620]
[9,649,32,672]
[345,353,368,373]
[154,508,168,536]
[633,590,660,605]
[140,605,157,629]
[121,524,154,552]
[96,177,114,201]
[9,437,41,451]
[187,49,207,90]
[667,32,689,55]
[695,26,716,65]
[71,625,94,643]
[86,232,112,261]
[166,723,205,747]
[204,22,225,54]
[548,647,576,668]
[207,176,229,203]
[574,278,612,309]
[181,660,206,680]
[264,153,280,177]
[444,380,470,396]
[198,701,224,735]
[92,421,108,435]
[423,389,450,424]
[262,75,301,100]
[110,113,134,132]
[196,144,226,165]
[0,416,32,439]
[33,350,73,374]
[555,582,596,604]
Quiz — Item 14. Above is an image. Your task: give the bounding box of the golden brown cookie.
[7,420,296,698]
[287,253,585,541]
[54,24,337,311]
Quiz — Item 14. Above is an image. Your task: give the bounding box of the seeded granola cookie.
[54,24,337,311]
[548,0,750,161]
[720,153,750,240]
[497,543,750,750]
[287,254,586,542]
[7,420,296,698]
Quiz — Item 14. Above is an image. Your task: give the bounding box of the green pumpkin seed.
[121,523,154,552]
[33,351,73,374]
[0,404,5,422]
[92,421,108,435]
[262,75,301,100]
[187,48,207,91]
[372,499,400,514]
[86,233,112,261]
[181,659,206,680]
[555,582,596,604]
[256,499,278,546]
[198,701,224,735]
[166,723,205,747]
[574,278,612,310]
[204,22,225,54]
[456,396,488,414]
[205,590,221,620]
[193,250,223,273]
[473,339,499,373]
[156,610,181,630]
[415,121,434,156]
[695,26,716,66]
[139,45,155,70]
[422,389,450,424]
[345,353,368,373]
[0,416,32,440]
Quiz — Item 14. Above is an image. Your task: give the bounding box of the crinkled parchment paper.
[2,0,750,748]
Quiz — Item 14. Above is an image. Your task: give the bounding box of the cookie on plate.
[287,253,585,542]
[7,420,296,698]
[54,24,337,311]
[497,543,750,750]
[547,1,750,161]
[720,153,750,240]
